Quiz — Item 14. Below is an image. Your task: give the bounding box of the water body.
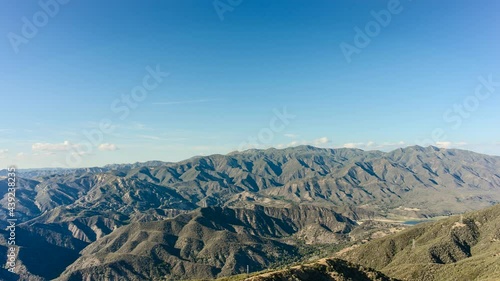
[402,217,448,226]
[403,220,428,226]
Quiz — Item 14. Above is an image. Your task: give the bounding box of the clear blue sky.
[0,0,499,168]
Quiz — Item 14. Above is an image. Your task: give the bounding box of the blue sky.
[0,0,499,168]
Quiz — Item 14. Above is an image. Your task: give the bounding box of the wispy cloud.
[98,143,118,151]
[312,137,329,146]
[284,133,299,138]
[137,135,162,141]
[435,141,468,149]
[342,141,406,150]
[32,152,56,156]
[32,140,79,152]
[343,142,364,149]
[136,134,187,141]
[118,122,151,131]
[152,99,222,105]
[276,137,331,149]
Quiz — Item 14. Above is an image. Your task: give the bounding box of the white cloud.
[342,141,406,150]
[276,137,330,149]
[31,141,95,156]
[343,142,363,149]
[276,141,299,148]
[98,143,118,151]
[312,137,329,146]
[32,140,78,152]
[342,141,472,151]
[435,141,467,149]
[32,152,56,156]
[435,141,452,148]
[136,134,187,141]
[284,133,299,138]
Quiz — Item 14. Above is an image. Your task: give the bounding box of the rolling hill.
[340,204,500,281]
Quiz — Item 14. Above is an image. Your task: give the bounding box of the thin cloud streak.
[136,134,187,141]
[152,99,222,105]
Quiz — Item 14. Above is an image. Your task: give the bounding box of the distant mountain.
[340,204,500,281]
[102,160,171,171]
[0,160,168,179]
[0,167,109,179]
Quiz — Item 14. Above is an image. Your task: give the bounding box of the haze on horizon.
[1,0,499,168]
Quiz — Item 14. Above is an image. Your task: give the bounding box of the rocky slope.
[246,258,399,281]
[340,204,500,281]
[55,205,356,280]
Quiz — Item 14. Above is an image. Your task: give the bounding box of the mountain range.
[1,145,499,280]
